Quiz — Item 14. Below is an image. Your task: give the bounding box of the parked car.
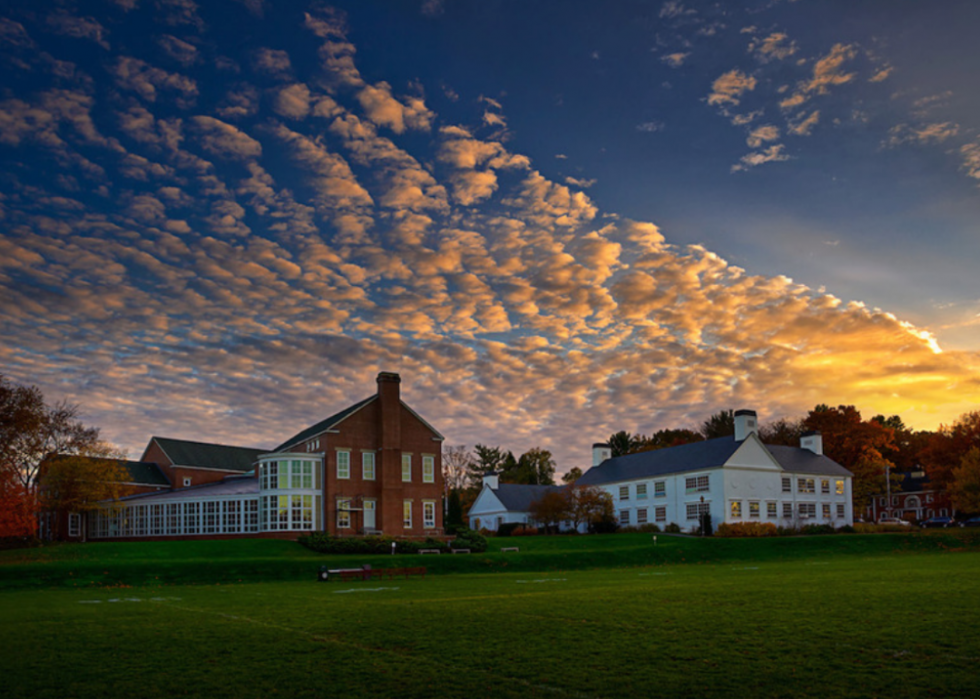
[878,516,911,526]
[959,517,980,528]
[919,516,956,528]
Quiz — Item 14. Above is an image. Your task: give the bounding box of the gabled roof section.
[152,437,266,472]
[401,402,445,441]
[122,460,170,487]
[492,484,565,512]
[119,473,258,503]
[766,445,852,477]
[576,437,741,486]
[274,394,376,452]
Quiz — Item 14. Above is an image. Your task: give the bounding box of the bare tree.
[442,444,473,492]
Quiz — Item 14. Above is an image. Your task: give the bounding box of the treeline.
[604,406,980,514]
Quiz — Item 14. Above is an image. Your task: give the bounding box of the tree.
[949,448,980,515]
[444,489,465,534]
[470,444,506,483]
[442,444,473,492]
[758,417,804,446]
[0,374,106,491]
[517,447,556,485]
[569,485,615,533]
[700,410,734,439]
[608,431,636,458]
[528,490,571,534]
[38,455,130,540]
[0,467,36,539]
[921,411,980,494]
[562,467,583,484]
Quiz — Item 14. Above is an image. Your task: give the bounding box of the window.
[619,509,630,525]
[731,501,742,518]
[261,461,276,489]
[637,508,648,524]
[654,481,666,498]
[68,513,81,538]
[686,502,710,520]
[836,503,845,518]
[337,499,351,529]
[798,502,816,519]
[403,500,413,528]
[422,455,435,483]
[637,483,648,500]
[655,506,667,523]
[822,503,831,519]
[767,501,777,518]
[685,475,710,493]
[782,477,791,493]
[183,477,192,487]
[401,453,412,482]
[749,501,760,518]
[782,502,793,518]
[291,460,304,488]
[362,452,376,481]
[337,450,350,479]
[423,501,436,529]
[798,478,815,493]
[619,485,630,500]
[836,479,845,495]
[821,479,830,494]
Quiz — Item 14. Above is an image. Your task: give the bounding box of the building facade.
[81,372,445,541]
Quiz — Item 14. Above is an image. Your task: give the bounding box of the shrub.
[800,524,836,536]
[511,525,539,537]
[638,523,661,533]
[496,522,522,537]
[714,522,779,538]
[450,527,487,553]
[297,533,451,555]
[837,524,855,534]
[664,523,682,534]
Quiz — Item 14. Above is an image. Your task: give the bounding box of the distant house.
[866,470,951,523]
[467,474,567,532]
[576,410,854,530]
[64,372,445,541]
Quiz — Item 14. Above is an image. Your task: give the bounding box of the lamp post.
[699,495,705,537]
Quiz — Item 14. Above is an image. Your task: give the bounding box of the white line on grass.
[730,566,759,571]
[333,587,401,594]
[515,579,567,584]
[638,572,671,576]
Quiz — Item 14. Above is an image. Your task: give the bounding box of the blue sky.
[1,0,978,473]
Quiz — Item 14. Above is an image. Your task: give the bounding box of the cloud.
[190,116,262,160]
[869,65,892,83]
[731,144,790,172]
[885,122,960,148]
[749,32,797,63]
[158,35,198,66]
[565,176,596,188]
[960,141,980,181]
[707,70,757,106]
[356,82,434,133]
[251,47,292,77]
[637,121,665,132]
[111,56,198,106]
[45,11,110,50]
[273,83,312,119]
[787,110,819,136]
[746,125,779,148]
[661,52,690,68]
[660,1,696,19]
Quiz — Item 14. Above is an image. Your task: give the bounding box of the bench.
[418,548,442,554]
[367,566,426,580]
[500,546,520,553]
[450,548,470,554]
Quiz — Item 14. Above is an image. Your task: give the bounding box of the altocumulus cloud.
[0,2,977,470]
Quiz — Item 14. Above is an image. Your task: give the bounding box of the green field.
[2,533,980,697]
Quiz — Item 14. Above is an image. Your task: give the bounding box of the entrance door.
[364,500,376,532]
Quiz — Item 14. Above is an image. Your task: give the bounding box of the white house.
[576,410,853,530]
[467,474,568,532]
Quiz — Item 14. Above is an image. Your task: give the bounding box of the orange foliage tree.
[921,411,980,497]
[0,467,36,538]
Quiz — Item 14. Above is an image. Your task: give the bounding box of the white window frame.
[835,479,845,495]
[655,506,666,523]
[183,477,192,487]
[362,451,376,481]
[654,481,666,498]
[636,483,648,500]
[403,500,413,528]
[619,509,630,525]
[766,501,777,518]
[401,453,412,482]
[423,500,436,529]
[731,500,742,518]
[337,498,351,529]
[337,450,350,480]
[821,479,830,494]
[422,455,435,483]
[781,477,791,493]
[636,508,648,524]
[619,485,630,501]
[68,512,81,538]
[782,502,793,518]
[749,501,760,518]
[685,475,710,493]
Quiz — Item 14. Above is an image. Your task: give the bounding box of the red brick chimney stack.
[377,372,401,452]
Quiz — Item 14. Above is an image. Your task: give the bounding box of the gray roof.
[152,437,267,472]
[576,436,850,486]
[492,483,566,512]
[120,474,258,503]
[122,460,170,487]
[274,395,376,452]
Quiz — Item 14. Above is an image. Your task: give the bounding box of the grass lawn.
[2,534,980,697]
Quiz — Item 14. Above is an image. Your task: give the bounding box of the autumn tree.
[442,444,473,492]
[921,411,980,495]
[569,485,615,533]
[758,417,805,446]
[700,410,734,439]
[0,467,36,539]
[38,454,131,540]
[528,490,571,534]
[949,448,980,515]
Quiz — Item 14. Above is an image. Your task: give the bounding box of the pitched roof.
[576,436,851,486]
[492,483,566,512]
[121,460,170,486]
[152,437,266,472]
[120,473,258,503]
[274,394,377,452]
[576,437,741,486]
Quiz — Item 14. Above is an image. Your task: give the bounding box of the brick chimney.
[800,430,823,455]
[377,372,401,451]
[734,409,758,441]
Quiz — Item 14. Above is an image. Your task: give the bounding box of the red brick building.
[80,372,445,541]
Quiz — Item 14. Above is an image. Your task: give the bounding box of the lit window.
[423,501,436,529]
[402,453,412,482]
[363,452,375,481]
[749,501,760,518]
[767,501,777,518]
[822,503,831,519]
[821,479,830,494]
[654,481,666,498]
[798,478,815,493]
[337,450,350,480]
[836,479,845,495]
[782,477,791,493]
[291,461,303,488]
[403,500,413,528]
[637,508,648,524]
[337,499,351,529]
[731,501,742,518]
[637,483,648,499]
[619,485,630,500]
[423,455,435,483]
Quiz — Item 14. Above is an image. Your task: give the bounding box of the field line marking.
[152,599,602,698]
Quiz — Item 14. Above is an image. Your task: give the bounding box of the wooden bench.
[418,548,442,554]
[450,548,471,554]
[500,546,520,552]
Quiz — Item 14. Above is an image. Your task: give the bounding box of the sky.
[1,0,979,475]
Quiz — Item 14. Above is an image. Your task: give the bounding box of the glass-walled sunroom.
[257,453,323,532]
